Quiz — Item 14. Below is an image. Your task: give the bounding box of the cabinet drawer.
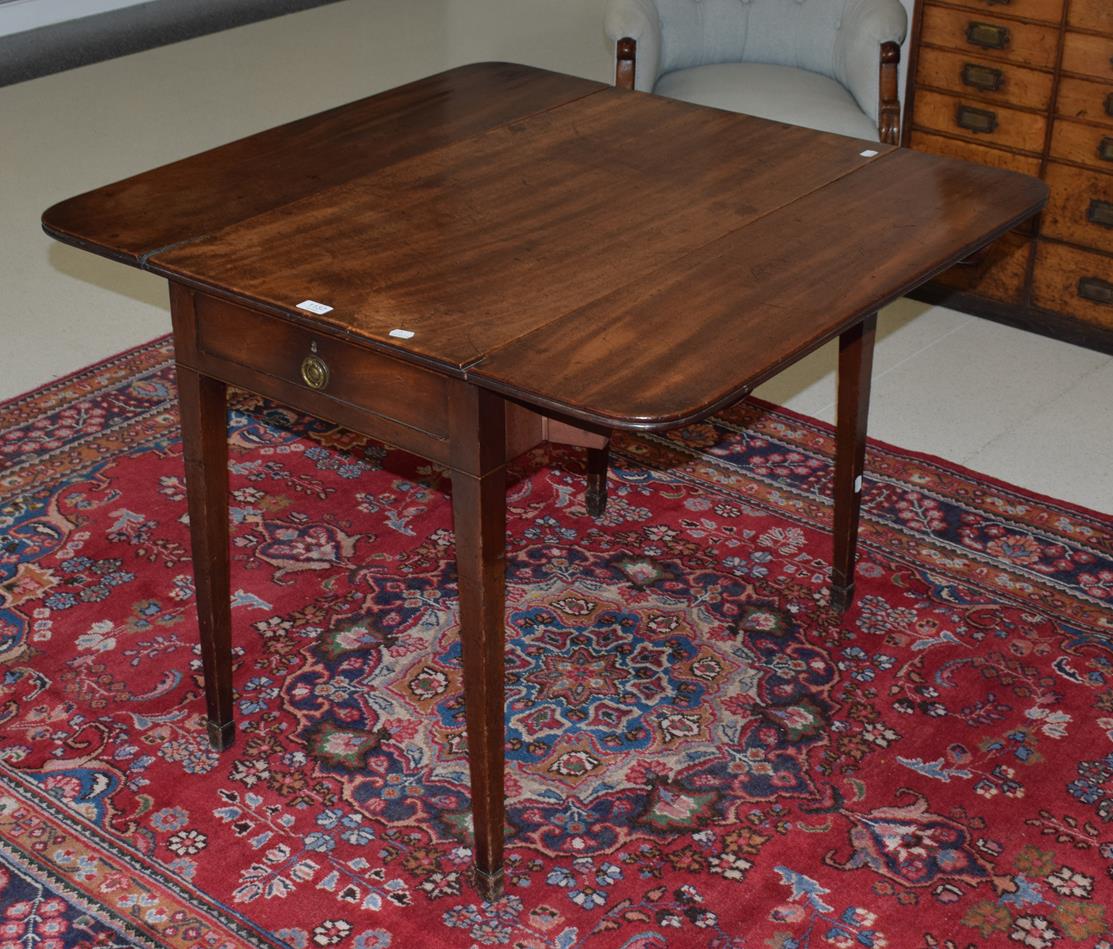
[908,130,1044,174]
[934,230,1033,303]
[1068,0,1113,36]
[1049,118,1113,171]
[1062,31,1113,79]
[1042,162,1113,255]
[1056,76,1113,127]
[915,46,1054,109]
[937,0,1064,24]
[921,5,1060,68]
[912,88,1047,151]
[193,294,450,438]
[1032,242,1113,327]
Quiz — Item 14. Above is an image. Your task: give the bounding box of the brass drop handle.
[966,21,1010,50]
[1099,137,1113,163]
[1105,93,1113,118]
[962,63,1004,92]
[1086,199,1113,228]
[956,104,999,134]
[300,352,330,390]
[1078,277,1113,305]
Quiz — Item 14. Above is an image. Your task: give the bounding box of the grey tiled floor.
[1,0,1109,513]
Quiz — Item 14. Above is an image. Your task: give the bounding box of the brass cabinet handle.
[1100,137,1113,163]
[966,21,1010,50]
[1078,277,1113,305]
[1087,199,1113,228]
[956,104,999,134]
[962,62,1005,92]
[300,353,330,390]
[1105,93,1113,118]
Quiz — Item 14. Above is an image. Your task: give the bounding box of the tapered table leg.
[449,389,508,901]
[585,444,610,517]
[831,313,877,614]
[176,366,235,751]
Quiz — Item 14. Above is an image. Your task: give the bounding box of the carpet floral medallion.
[0,336,1111,948]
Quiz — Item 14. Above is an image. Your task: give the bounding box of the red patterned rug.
[1,336,1111,949]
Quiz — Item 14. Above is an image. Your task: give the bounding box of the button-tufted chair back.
[656,0,852,81]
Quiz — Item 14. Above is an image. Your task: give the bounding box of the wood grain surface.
[41,63,605,265]
[147,88,888,371]
[43,62,1045,430]
[469,148,1044,428]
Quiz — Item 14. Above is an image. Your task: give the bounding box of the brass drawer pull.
[1078,276,1113,305]
[985,0,1011,4]
[1106,93,1113,118]
[1100,137,1113,162]
[962,63,1004,92]
[1087,199,1113,228]
[300,353,330,390]
[956,104,999,134]
[965,21,1010,50]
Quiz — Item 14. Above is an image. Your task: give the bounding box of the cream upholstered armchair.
[603,0,908,144]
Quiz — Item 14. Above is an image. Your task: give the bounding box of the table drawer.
[1056,76,1113,127]
[931,0,1065,24]
[913,88,1047,151]
[1068,0,1113,36]
[1049,117,1113,170]
[193,294,451,438]
[1042,162,1113,254]
[1062,31,1113,79]
[921,5,1060,68]
[934,230,1033,303]
[915,46,1054,109]
[1032,241,1113,327]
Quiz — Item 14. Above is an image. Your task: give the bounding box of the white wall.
[0,0,145,36]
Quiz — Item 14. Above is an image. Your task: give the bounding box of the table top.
[43,62,1047,431]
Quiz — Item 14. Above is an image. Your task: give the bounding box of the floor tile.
[965,360,1113,514]
[753,299,971,421]
[864,316,1110,464]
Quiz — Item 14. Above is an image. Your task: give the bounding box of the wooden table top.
[43,62,1047,431]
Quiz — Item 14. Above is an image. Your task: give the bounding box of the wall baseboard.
[0,0,343,87]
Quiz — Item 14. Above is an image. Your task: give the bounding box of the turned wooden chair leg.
[585,444,610,517]
[831,313,877,613]
[176,366,235,751]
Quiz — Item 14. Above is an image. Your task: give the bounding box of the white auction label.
[389,328,415,339]
[296,300,333,315]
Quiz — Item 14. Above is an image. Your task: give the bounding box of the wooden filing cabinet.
[904,0,1113,352]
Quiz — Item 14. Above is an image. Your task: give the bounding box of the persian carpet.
[0,336,1111,949]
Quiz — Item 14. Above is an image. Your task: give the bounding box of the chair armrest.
[833,0,908,128]
[603,0,662,92]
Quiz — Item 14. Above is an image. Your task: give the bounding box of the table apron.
[177,348,460,467]
[170,285,461,466]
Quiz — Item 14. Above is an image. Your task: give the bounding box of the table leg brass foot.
[473,865,505,902]
[206,718,235,752]
[830,583,855,615]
